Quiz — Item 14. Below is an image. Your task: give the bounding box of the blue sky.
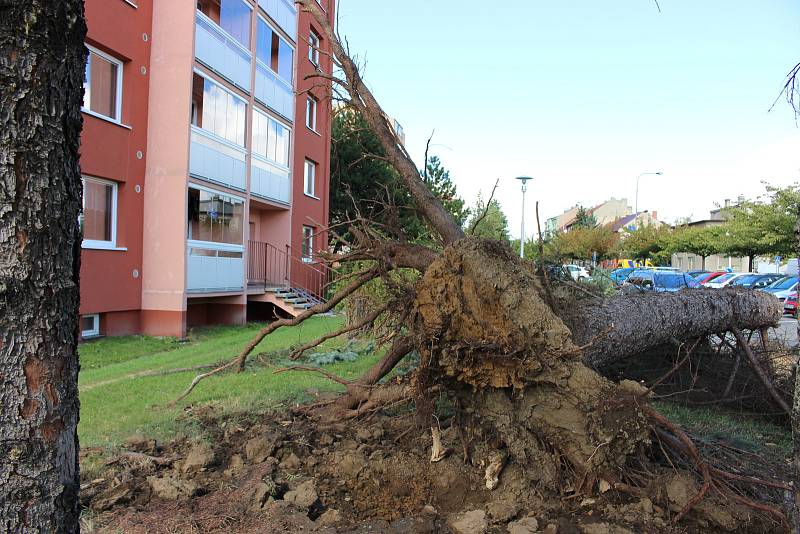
[336,0,800,238]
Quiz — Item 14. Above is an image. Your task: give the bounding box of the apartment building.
[79,0,335,338]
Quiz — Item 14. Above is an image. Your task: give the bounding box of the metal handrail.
[247,240,332,303]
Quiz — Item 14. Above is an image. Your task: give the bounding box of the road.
[773,317,798,349]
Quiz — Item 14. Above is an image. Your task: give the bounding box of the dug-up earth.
[83,403,779,534]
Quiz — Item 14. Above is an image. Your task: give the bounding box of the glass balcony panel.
[254,61,294,121]
[189,126,247,191]
[195,11,252,91]
[251,155,290,204]
[186,242,245,292]
[257,0,297,41]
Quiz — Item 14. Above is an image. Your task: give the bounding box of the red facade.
[79,0,334,338]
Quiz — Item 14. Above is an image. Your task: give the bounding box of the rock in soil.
[244,435,278,463]
[283,479,319,509]
[317,508,342,526]
[507,517,539,534]
[147,475,200,500]
[448,509,488,534]
[182,441,215,474]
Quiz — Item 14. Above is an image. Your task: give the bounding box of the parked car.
[729,273,783,289]
[609,267,635,284]
[704,272,752,288]
[565,264,591,281]
[763,276,799,302]
[622,271,699,293]
[784,292,798,317]
[686,270,709,279]
[695,271,727,285]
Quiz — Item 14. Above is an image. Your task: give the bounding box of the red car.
[696,271,727,285]
[785,293,798,317]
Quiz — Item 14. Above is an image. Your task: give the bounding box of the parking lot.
[774,317,799,348]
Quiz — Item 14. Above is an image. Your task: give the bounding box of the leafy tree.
[669,225,725,270]
[467,193,510,243]
[719,184,800,270]
[572,206,598,229]
[616,224,673,265]
[548,227,619,261]
[330,108,467,245]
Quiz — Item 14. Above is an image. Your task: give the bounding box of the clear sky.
[335,0,800,239]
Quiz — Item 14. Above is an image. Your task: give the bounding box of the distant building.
[670,200,749,272]
[545,197,664,236]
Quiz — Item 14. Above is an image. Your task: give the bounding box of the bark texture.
[0,1,86,532]
[793,210,800,533]
[564,289,782,368]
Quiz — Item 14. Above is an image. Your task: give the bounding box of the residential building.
[608,211,664,234]
[79,0,335,338]
[670,202,748,272]
[545,198,633,235]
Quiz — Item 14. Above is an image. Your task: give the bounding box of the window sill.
[303,193,320,201]
[82,109,132,130]
[122,0,138,8]
[306,126,321,137]
[82,244,128,251]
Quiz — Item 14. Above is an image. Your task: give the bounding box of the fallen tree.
[176,1,791,528]
[563,288,782,368]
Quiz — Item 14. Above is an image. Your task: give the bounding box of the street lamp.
[516,176,533,258]
[635,171,663,213]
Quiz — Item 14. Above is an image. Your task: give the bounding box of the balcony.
[251,155,291,204]
[195,11,252,91]
[187,242,245,293]
[189,126,247,191]
[258,0,297,40]
[254,61,294,122]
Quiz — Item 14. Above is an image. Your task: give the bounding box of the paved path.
[773,317,799,349]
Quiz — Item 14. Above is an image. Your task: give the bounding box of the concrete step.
[283,297,309,304]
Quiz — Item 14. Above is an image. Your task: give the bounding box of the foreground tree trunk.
[793,211,800,533]
[0,1,86,531]
[563,289,782,368]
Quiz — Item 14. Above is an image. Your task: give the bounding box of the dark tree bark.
[0,1,86,531]
[563,288,782,369]
[793,210,800,534]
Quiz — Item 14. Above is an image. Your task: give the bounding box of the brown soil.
[83,403,785,534]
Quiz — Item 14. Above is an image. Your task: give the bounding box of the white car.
[704,272,753,288]
[565,264,591,281]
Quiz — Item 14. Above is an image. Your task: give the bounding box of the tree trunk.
[563,289,782,369]
[0,1,86,532]
[793,210,800,534]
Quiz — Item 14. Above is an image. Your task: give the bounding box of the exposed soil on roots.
[82,406,786,533]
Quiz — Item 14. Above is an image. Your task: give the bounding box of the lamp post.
[516,176,533,258]
[635,171,663,213]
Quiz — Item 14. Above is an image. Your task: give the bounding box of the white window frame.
[306,96,317,132]
[186,182,246,250]
[301,225,314,262]
[304,159,317,197]
[81,176,119,250]
[308,30,320,66]
[81,314,100,338]
[83,44,124,124]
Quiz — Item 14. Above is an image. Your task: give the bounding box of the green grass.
[78,316,379,449]
[653,401,791,455]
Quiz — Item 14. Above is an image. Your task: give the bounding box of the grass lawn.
[79,315,379,449]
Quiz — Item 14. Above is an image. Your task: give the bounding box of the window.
[304,159,317,197]
[308,30,320,66]
[83,46,123,121]
[187,186,244,245]
[197,0,251,49]
[252,109,290,166]
[301,226,314,262]
[81,176,118,249]
[256,17,294,83]
[81,314,100,338]
[191,73,247,146]
[306,96,317,131]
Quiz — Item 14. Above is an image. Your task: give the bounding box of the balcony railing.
[189,126,247,191]
[258,0,298,40]
[254,60,294,122]
[251,155,291,204]
[187,241,245,292]
[247,240,332,302]
[195,11,252,91]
